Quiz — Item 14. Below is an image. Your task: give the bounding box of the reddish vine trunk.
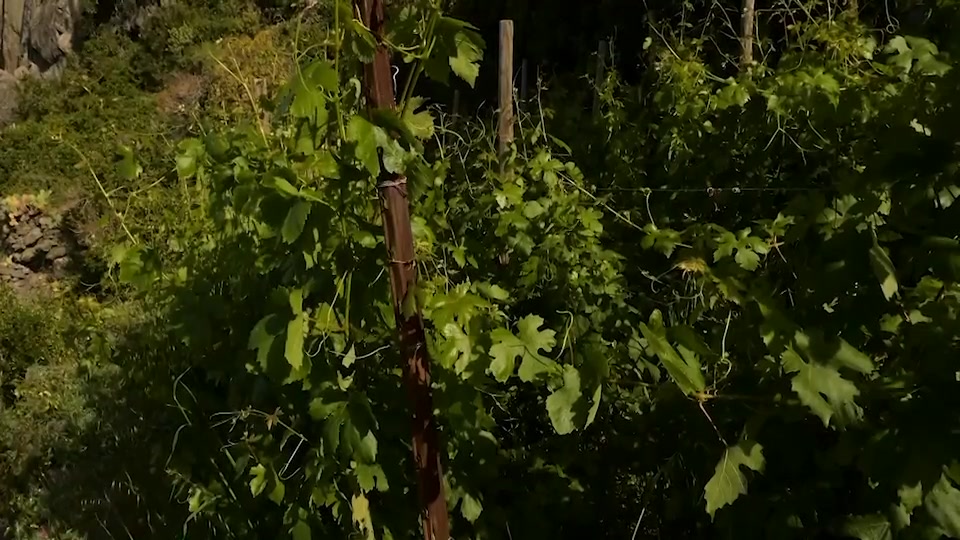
[352,1,451,539]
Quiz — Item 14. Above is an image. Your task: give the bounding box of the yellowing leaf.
[352,493,375,538]
[704,440,765,518]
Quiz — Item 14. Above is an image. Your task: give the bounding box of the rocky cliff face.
[0,0,82,125]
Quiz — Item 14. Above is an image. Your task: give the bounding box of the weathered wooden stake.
[498,20,514,158]
[353,1,451,539]
[740,0,756,67]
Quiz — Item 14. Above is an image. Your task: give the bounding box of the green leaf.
[893,482,923,529]
[704,440,765,518]
[546,365,582,435]
[176,153,197,180]
[460,493,483,522]
[282,201,312,244]
[268,476,285,504]
[488,315,557,382]
[438,323,474,374]
[249,314,283,370]
[116,145,142,181]
[869,241,899,300]
[292,521,312,540]
[356,463,388,493]
[286,314,306,370]
[638,311,705,396]
[425,18,485,87]
[342,345,357,368]
[448,29,484,87]
[249,464,267,497]
[734,248,761,271]
[783,348,862,427]
[401,96,435,140]
[926,474,960,537]
[843,514,892,540]
[290,60,335,124]
[347,115,382,176]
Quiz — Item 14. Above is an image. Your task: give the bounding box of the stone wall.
[0,195,83,295]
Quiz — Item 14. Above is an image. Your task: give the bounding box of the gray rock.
[46,245,66,260]
[0,70,16,127]
[21,226,42,247]
[14,246,37,263]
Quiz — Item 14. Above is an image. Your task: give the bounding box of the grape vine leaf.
[291,520,311,540]
[460,493,483,522]
[290,60,335,124]
[893,482,923,529]
[704,440,765,518]
[869,241,899,300]
[424,17,485,88]
[249,314,285,370]
[641,224,682,257]
[285,314,306,371]
[352,493,375,540]
[401,96,435,140]
[925,474,960,537]
[449,30,483,86]
[488,315,556,382]
[347,115,383,176]
[249,463,284,504]
[439,323,474,375]
[842,514,893,540]
[638,310,705,396]
[249,464,267,497]
[546,365,582,435]
[282,201,311,244]
[356,463,388,493]
[116,145,142,181]
[782,348,862,427]
[713,228,770,271]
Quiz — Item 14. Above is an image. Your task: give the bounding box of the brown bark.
[740,0,756,68]
[352,1,451,539]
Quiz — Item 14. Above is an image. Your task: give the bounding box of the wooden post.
[740,0,755,68]
[498,20,514,158]
[592,39,608,119]
[353,1,451,539]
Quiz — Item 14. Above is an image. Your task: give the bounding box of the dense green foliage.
[3,0,960,539]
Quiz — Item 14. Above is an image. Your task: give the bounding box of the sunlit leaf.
[704,440,765,518]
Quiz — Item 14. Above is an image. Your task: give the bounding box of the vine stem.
[63,139,137,244]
